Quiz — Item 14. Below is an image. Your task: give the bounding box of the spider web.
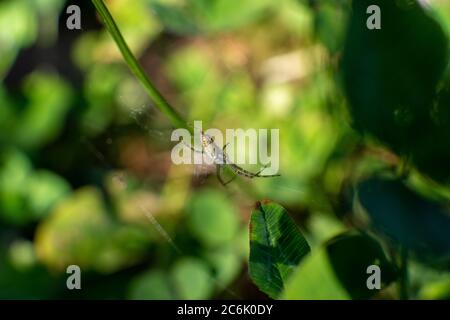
[80,106,241,298]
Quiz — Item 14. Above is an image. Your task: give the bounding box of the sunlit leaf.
[419,277,450,300]
[16,72,73,148]
[249,201,310,298]
[26,170,71,219]
[186,189,239,247]
[0,0,38,77]
[431,0,450,34]
[205,245,242,288]
[150,2,199,35]
[35,187,150,273]
[128,270,174,300]
[171,257,214,299]
[151,0,273,34]
[283,232,398,299]
[0,149,32,224]
[81,64,125,135]
[315,1,348,54]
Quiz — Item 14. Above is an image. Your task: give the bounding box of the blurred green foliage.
[283,232,398,299]
[342,0,450,182]
[187,190,239,247]
[356,177,450,267]
[0,0,449,299]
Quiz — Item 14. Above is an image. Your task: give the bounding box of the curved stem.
[91,0,191,132]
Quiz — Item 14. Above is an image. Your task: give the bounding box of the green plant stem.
[91,0,190,132]
[399,246,409,300]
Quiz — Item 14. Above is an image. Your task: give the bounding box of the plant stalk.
[91,0,190,132]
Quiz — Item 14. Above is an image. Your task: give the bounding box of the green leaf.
[283,244,350,300]
[249,201,310,299]
[81,64,125,135]
[171,257,214,300]
[35,187,150,273]
[128,270,174,300]
[16,72,73,148]
[411,75,450,183]
[186,189,239,247]
[0,0,38,77]
[356,177,450,267]
[0,252,59,299]
[431,0,450,35]
[0,148,32,225]
[283,232,398,300]
[315,1,348,54]
[150,2,199,35]
[205,246,242,288]
[419,276,450,300]
[341,0,448,155]
[26,170,71,219]
[150,0,273,34]
[192,0,272,32]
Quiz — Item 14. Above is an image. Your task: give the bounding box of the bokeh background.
[0,0,449,299]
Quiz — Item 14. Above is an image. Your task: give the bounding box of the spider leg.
[217,143,230,165]
[183,142,203,154]
[224,174,237,185]
[216,165,237,186]
[216,165,227,186]
[250,164,281,178]
[254,164,270,176]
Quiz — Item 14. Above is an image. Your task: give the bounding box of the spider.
[185,131,280,186]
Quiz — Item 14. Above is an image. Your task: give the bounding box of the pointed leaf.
[249,201,310,298]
